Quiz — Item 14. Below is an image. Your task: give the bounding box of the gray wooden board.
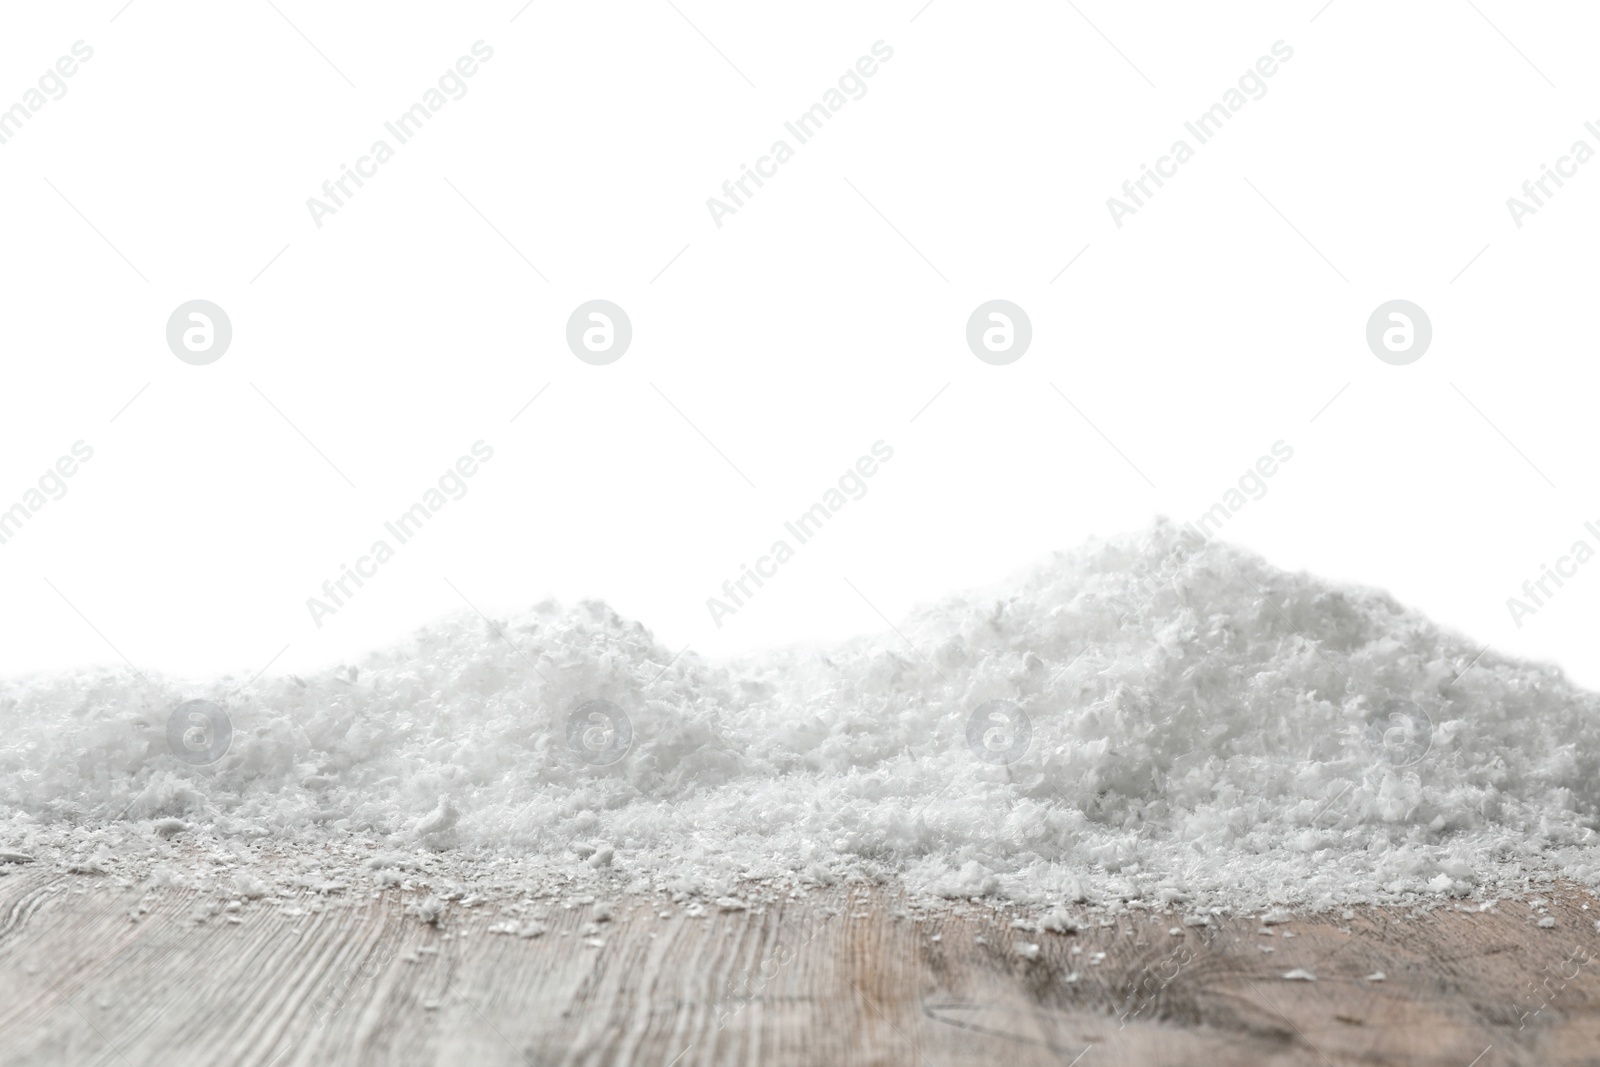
[2,865,1599,1065]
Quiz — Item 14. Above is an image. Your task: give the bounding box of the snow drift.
[3,520,1597,910]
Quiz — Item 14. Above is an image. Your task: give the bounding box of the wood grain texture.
[1,864,1598,1066]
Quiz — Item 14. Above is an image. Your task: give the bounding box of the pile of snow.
[2,520,1597,911]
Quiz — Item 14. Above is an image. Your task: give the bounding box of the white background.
[1,0,1595,688]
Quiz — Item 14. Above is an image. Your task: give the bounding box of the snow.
[2,520,1598,914]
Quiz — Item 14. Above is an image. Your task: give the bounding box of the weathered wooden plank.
[1,864,1597,1066]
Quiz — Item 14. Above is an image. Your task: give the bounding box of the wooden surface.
[2,863,1599,1066]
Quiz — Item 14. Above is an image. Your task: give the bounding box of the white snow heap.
[2,520,1596,908]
